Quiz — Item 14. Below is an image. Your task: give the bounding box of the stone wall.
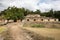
[24,18,59,22]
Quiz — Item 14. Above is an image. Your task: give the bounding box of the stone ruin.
[23,14,59,22]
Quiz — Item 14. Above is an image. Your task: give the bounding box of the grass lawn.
[24,27,60,40]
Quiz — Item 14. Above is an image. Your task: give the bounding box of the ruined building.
[23,14,58,22]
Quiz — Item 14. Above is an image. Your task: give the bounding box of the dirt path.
[6,22,33,40]
[4,22,53,40]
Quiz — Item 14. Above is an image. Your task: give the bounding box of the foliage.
[0,7,25,21]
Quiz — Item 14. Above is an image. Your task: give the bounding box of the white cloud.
[38,3,52,12]
[0,0,60,12]
[38,0,60,12]
[9,0,39,11]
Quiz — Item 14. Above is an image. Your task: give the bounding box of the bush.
[31,24,45,28]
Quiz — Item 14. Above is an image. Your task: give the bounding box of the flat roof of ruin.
[26,14,58,19]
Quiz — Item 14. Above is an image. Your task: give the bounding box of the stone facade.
[23,14,59,22]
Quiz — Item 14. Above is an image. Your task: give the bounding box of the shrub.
[31,24,45,28]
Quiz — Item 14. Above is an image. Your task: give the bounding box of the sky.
[0,0,60,12]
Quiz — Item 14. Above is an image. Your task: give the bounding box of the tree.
[34,10,41,14]
[54,11,60,21]
[1,6,24,21]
